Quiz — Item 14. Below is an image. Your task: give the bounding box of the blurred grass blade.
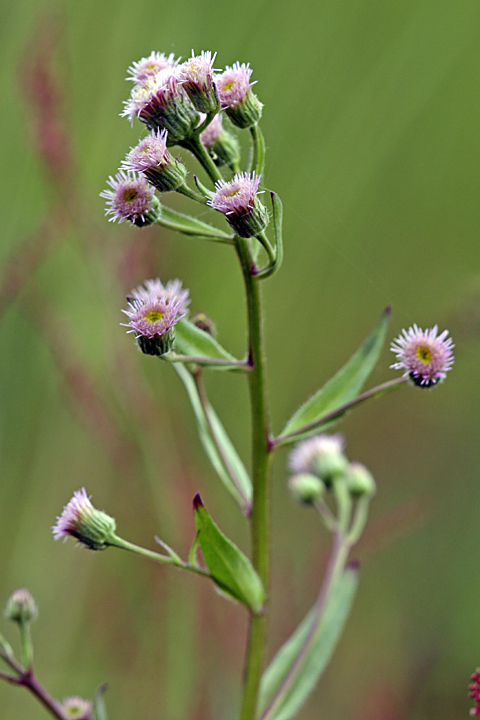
[279,308,390,441]
[174,365,252,512]
[93,683,108,720]
[193,494,265,613]
[258,565,358,720]
[158,206,233,241]
[175,318,240,367]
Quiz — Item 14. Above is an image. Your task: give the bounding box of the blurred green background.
[1,0,480,718]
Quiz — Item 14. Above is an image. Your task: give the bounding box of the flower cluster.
[122,278,190,356]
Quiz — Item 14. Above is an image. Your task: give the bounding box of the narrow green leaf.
[258,566,358,720]
[281,308,390,440]
[175,318,240,367]
[193,494,265,613]
[158,206,233,241]
[93,683,108,720]
[154,537,182,564]
[174,365,252,512]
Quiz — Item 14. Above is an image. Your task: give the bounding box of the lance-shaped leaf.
[193,494,265,614]
[93,683,108,720]
[158,206,233,242]
[174,318,241,367]
[258,565,358,720]
[279,307,390,442]
[175,365,252,513]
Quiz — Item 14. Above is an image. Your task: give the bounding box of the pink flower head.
[52,489,116,550]
[289,434,346,475]
[122,70,199,143]
[215,62,263,128]
[61,696,93,720]
[122,129,186,192]
[390,324,454,387]
[200,113,224,147]
[100,170,158,226]
[470,669,480,716]
[207,172,268,237]
[126,51,178,84]
[216,62,255,109]
[176,50,219,113]
[122,278,190,356]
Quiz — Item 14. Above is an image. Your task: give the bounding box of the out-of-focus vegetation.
[1,1,479,718]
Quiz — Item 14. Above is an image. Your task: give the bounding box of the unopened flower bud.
[52,489,116,550]
[288,473,325,504]
[192,312,217,337]
[5,589,38,624]
[345,463,376,497]
[200,114,240,171]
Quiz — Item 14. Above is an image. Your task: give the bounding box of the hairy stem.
[236,236,273,720]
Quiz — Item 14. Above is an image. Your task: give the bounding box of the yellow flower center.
[145,310,163,322]
[228,188,240,197]
[223,80,235,91]
[416,345,433,364]
[124,188,139,203]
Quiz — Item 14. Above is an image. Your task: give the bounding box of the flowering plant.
[0,49,455,720]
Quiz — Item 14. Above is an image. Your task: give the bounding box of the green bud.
[288,473,325,504]
[5,589,38,624]
[346,462,376,497]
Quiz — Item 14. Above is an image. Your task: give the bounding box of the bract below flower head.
[100,170,159,226]
[52,489,116,550]
[122,278,190,356]
[215,62,262,128]
[176,50,219,113]
[390,324,454,387]
[126,51,178,84]
[122,129,187,192]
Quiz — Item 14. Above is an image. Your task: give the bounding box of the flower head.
[470,669,480,716]
[122,129,187,192]
[62,697,93,720]
[289,434,347,485]
[215,62,262,128]
[5,589,38,624]
[390,324,454,387]
[208,172,268,237]
[126,51,178,84]
[122,70,199,143]
[52,488,116,550]
[100,170,159,226]
[176,50,219,113]
[122,278,190,356]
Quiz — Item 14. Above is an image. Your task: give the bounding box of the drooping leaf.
[175,318,240,367]
[280,308,390,441]
[174,365,252,513]
[258,565,358,720]
[193,494,265,613]
[93,683,108,720]
[158,206,233,241]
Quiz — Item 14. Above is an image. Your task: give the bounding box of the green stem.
[272,376,409,448]
[107,534,211,579]
[236,236,273,720]
[182,135,223,185]
[19,622,33,671]
[176,183,208,204]
[164,353,251,370]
